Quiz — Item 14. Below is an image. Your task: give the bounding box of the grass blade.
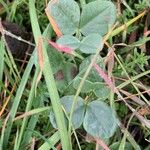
[38,131,60,150]
[29,0,72,149]
[0,40,5,92]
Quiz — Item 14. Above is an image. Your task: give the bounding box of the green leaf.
[73,76,95,93]
[79,55,105,82]
[47,0,80,35]
[83,101,118,138]
[49,95,85,129]
[79,33,103,54]
[55,62,77,93]
[73,55,105,93]
[80,0,116,36]
[56,34,103,54]
[93,84,110,100]
[49,110,65,129]
[47,46,65,74]
[54,69,68,93]
[61,95,85,129]
[56,35,80,50]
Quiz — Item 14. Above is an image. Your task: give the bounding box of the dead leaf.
[48,39,72,54]
[36,37,44,85]
[138,106,150,116]
[93,63,117,93]
[45,0,62,37]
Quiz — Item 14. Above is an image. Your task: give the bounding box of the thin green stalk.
[1,29,20,81]
[120,126,141,150]
[0,40,5,92]
[63,107,82,150]
[119,113,134,150]
[38,131,60,150]
[13,129,19,150]
[2,33,20,79]
[110,90,115,109]
[14,107,51,122]
[29,1,72,149]
[4,50,20,80]
[79,0,86,6]
[117,70,150,89]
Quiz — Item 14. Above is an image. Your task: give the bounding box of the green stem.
[0,40,5,92]
[79,0,86,7]
[118,70,150,89]
[29,1,72,150]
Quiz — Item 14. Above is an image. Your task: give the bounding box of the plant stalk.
[80,0,86,7]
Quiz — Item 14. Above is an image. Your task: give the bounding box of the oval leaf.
[49,109,62,129]
[73,55,105,93]
[73,76,95,93]
[47,46,64,74]
[83,100,118,138]
[80,0,116,36]
[57,35,80,50]
[94,84,110,100]
[61,95,85,129]
[79,33,103,54]
[79,55,105,82]
[49,95,85,129]
[47,0,80,35]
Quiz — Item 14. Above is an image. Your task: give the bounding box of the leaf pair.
[57,34,103,54]
[49,95,118,139]
[46,0,116,36]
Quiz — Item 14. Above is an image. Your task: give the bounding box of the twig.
[2,29,35,46]
[0,18,35,47]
